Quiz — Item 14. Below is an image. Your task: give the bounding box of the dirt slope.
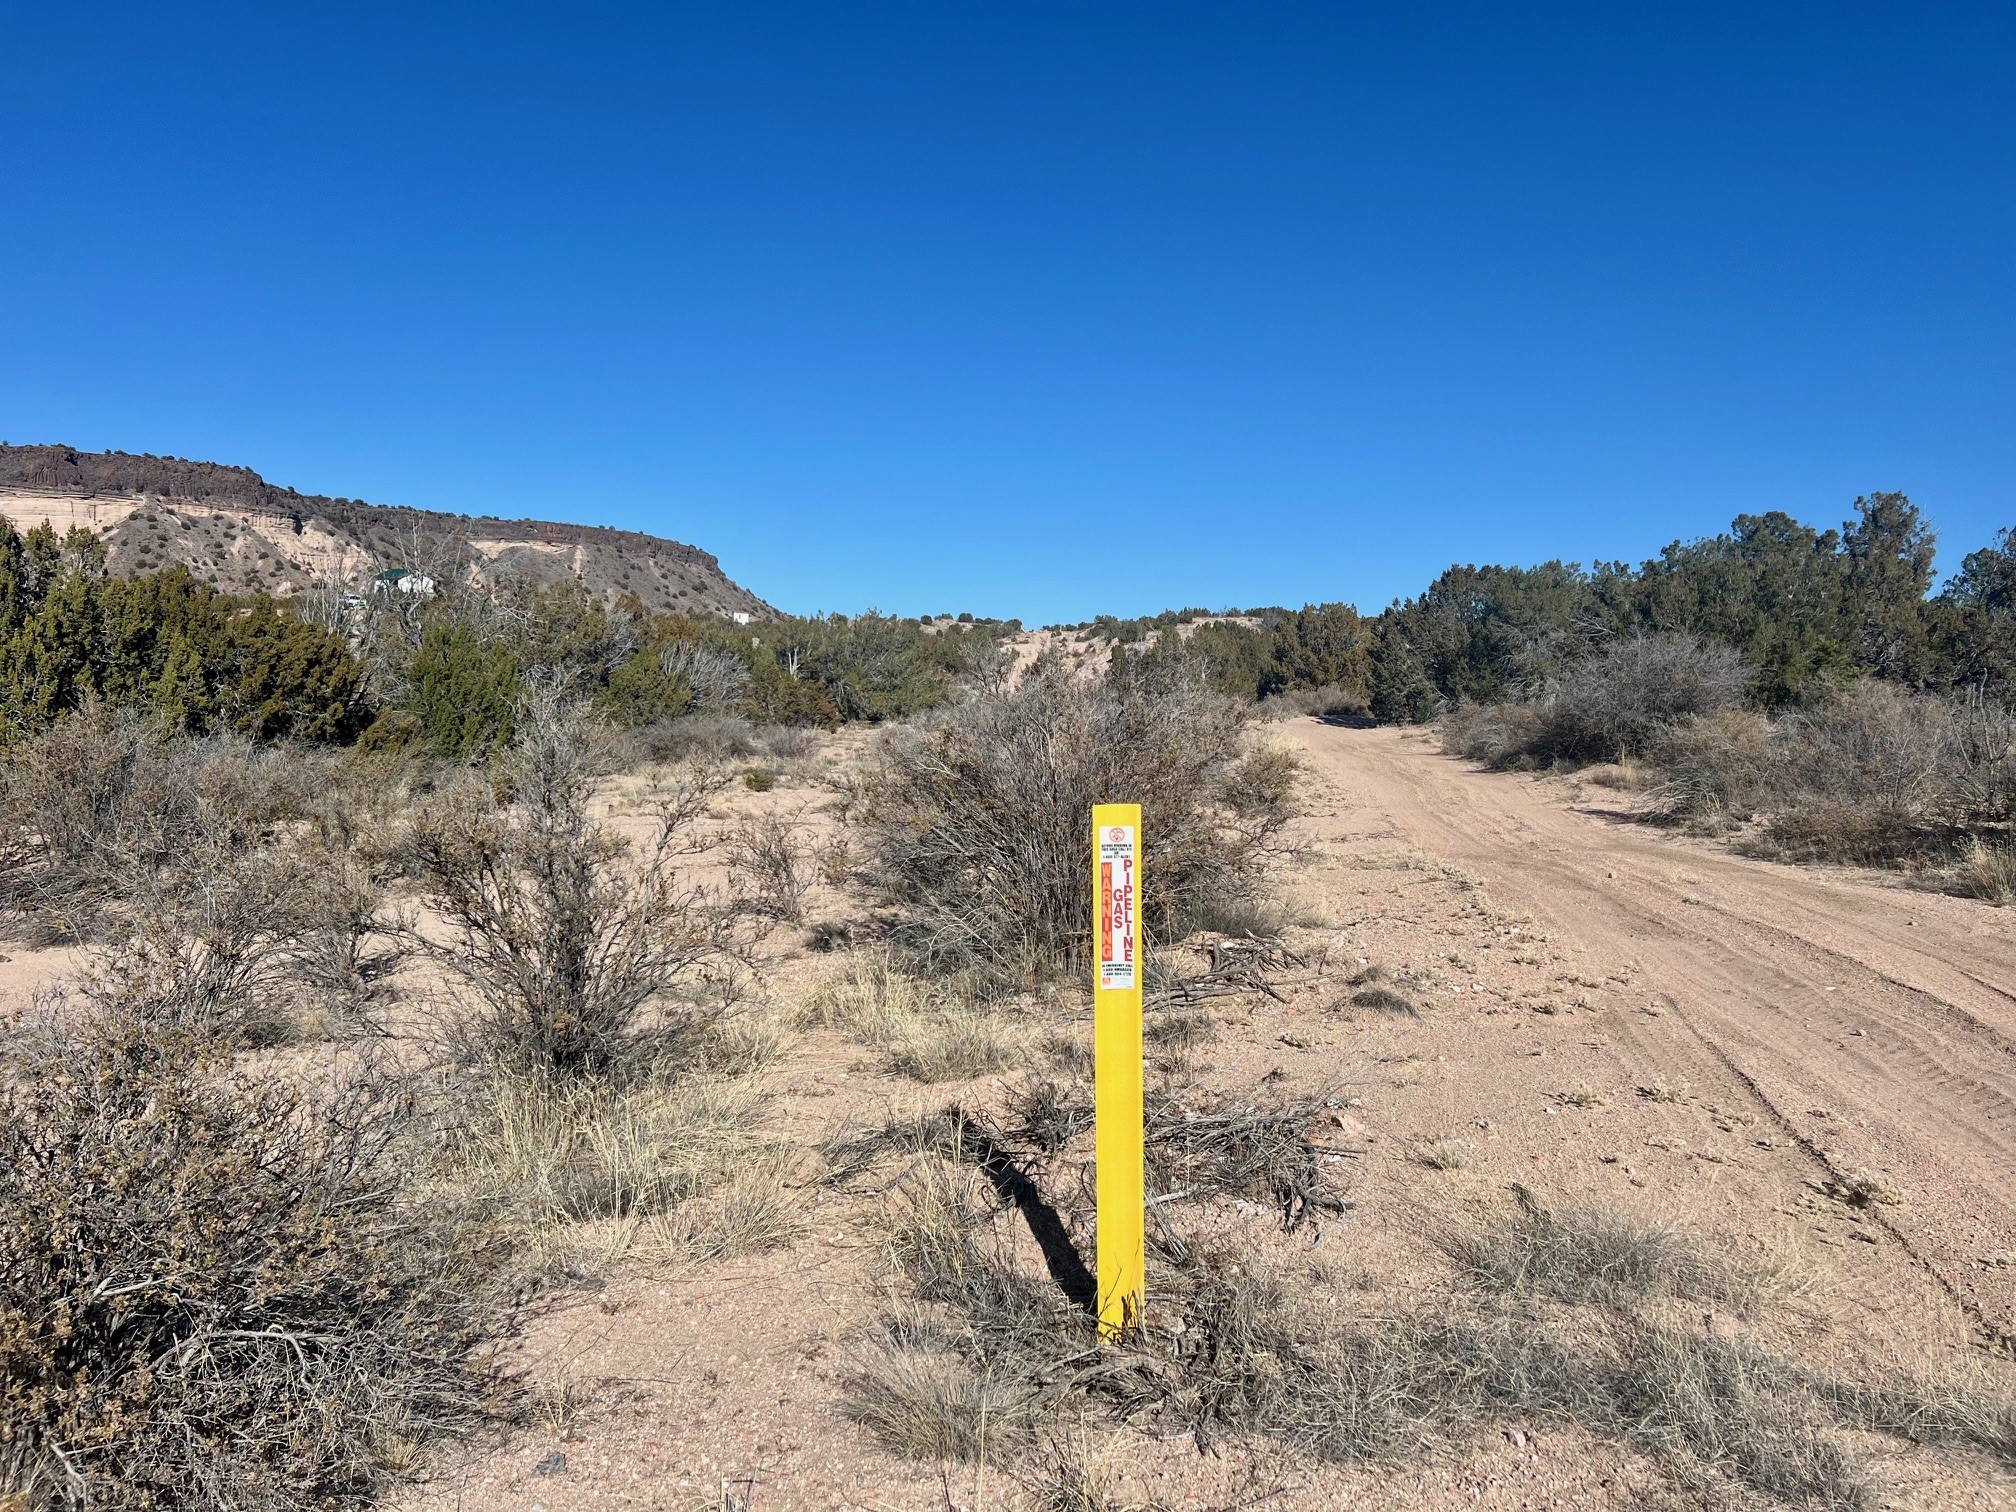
[1295,720,2016,1342]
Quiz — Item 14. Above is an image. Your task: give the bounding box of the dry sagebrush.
[0,701,306,943]
[1651,681,2016,867]
[1443,633,1749,770]
[404,699,750,1081]
[0,1009,510,1510]
[856,657,1299,987]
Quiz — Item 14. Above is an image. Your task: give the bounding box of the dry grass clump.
[804,949,1025,1083]
[837,1126,2011,1507]
[801,948,930,1038]
[0,1002,510,1509]
[1348,984,1420,1018]
[1020,1433,1134,1512]
[883,1008,1025,1083]
[1951,836,2016,903]
[1340,963,1419,1018]
[1495,1317,1871,1508]
[450,1074,762,1225]
[1443,1186,1757,1308]
[646,1152,806,1263]
[1748,802,1925,866]
[1144,1005,1217,1063]
[405,697,748,1083]
[442,1063,806,1281]
[1827,1170,1904,1209]
[840,1346,1032,1466]
[856,657,1298,988]
[1418,1137,1469,1170]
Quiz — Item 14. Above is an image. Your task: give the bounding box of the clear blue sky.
[3,3,2010,623]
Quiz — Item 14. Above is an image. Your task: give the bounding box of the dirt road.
[1294,721,2016,1340]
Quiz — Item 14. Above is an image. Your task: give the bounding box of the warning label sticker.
[1098,824,1137,992]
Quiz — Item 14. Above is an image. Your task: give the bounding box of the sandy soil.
[355,719,2016,1508]
[1294,721,2016,1343]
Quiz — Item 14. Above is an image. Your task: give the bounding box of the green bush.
[0,522,367,744]
[406,622,520,759]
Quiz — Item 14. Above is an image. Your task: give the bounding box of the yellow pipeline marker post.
[1092,802,1145,1340]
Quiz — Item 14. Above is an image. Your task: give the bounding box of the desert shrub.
[727,812,808,922]
[600,636,750,726]
[1537,634,1750,762]
[1440,700,1548,769]
[1773,680,1951,820]
[633,713,761,764]
[403,697,744,1081]
[0,1003,509,1509]
[1444,635,1748,769]
[0,703,306,941]
[273,845,403,1031]
[1255,683,1371,722]
[1733,682,1962,862]
[759,723,820,762]
[84,845,327,1048]
[857,658,1298,986]
[1646,706,1779,823]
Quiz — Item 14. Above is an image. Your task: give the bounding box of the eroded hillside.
[0,444,772,618]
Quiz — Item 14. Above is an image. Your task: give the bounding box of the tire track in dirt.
[1292,722,2016,1338]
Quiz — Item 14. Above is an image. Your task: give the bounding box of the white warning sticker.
[1098,824,1137,992]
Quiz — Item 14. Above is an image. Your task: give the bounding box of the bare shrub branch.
[727,811,808,923]
[403,696,747,1082]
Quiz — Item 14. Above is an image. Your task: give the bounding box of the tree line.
[9,491,2014,751]
[1119,494,2016,721]
[0,514,1014,754]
